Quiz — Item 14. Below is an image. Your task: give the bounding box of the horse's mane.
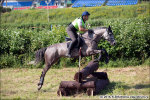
[93,27,107,30]
[82,26,107,36]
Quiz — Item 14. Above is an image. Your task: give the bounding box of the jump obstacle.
[57,59,109,96]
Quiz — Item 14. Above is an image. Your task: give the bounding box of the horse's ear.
[108,25,111,30]
[108,25,113,33]
[108,25,112,32]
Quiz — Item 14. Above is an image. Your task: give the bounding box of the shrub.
[0,54,19,68]
[0,3,149,68]
[0,17,149,68]
[0,6,11,13]
[98,18,150,60]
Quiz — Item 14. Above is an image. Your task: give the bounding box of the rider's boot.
[67,42,74,57]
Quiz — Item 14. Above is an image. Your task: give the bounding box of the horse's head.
[102,26,116,46]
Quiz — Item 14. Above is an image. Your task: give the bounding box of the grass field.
[0,65,149,99]
[1,3,149,27]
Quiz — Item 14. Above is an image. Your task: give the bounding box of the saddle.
[65,36,84,49]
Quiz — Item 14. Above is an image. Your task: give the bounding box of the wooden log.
[74,60,99,82]
[57,87,78,96]
[84,75,98,82]
[59,81,81,89]
[58,79,110,96]
[92,72,108,80]
[58,81,95,96]
[81,81,95,88]
[59,81,95,89]
[74,72,82,83]
[58,78,110,96]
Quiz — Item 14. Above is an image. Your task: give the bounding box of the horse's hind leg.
[37,64,51,90]
[38,57,59,90]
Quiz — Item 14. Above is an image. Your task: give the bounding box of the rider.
[66,11,91,57]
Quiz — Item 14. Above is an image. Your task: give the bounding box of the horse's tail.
[35,47,47,64]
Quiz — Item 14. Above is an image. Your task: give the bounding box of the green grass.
[1,2,149,27]
[0,66,149,99]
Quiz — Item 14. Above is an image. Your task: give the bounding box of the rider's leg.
[68,39,77,56]
[67,27,78,57]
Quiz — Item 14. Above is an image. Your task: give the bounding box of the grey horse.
[36,26,116,90]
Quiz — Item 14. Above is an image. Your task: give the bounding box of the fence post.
[92,55,94,60]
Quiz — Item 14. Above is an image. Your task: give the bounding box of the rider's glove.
[88,29,94,34]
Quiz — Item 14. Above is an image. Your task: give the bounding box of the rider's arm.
[78,19,88,32]
[79,26,88,32]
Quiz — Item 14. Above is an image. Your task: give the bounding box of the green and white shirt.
[72,17,86,34]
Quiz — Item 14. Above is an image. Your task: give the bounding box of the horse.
[36,25,116,90]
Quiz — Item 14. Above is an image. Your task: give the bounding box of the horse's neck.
[82,28,106,42]
[93,29,106,41]
[82,32,89,38]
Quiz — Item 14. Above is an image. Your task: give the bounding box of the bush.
[0,3,149,68]
[142,58,150,66]
[0,17,149,68]
[98,18,150,60]
[0,6,11,13]
[0,54,19,68]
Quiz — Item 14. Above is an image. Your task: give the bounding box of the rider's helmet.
[82,11,90,17]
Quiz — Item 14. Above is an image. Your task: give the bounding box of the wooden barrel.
[95,79,110,94]
[92,72,108,80]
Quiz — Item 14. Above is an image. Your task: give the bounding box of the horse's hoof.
[38,85,42,91]
[37,83,41,86]
[66,53,72,58]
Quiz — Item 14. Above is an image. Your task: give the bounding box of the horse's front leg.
[87,49,109,63]
[87,49,102,55]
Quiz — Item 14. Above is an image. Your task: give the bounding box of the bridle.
[102,29,114,42]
